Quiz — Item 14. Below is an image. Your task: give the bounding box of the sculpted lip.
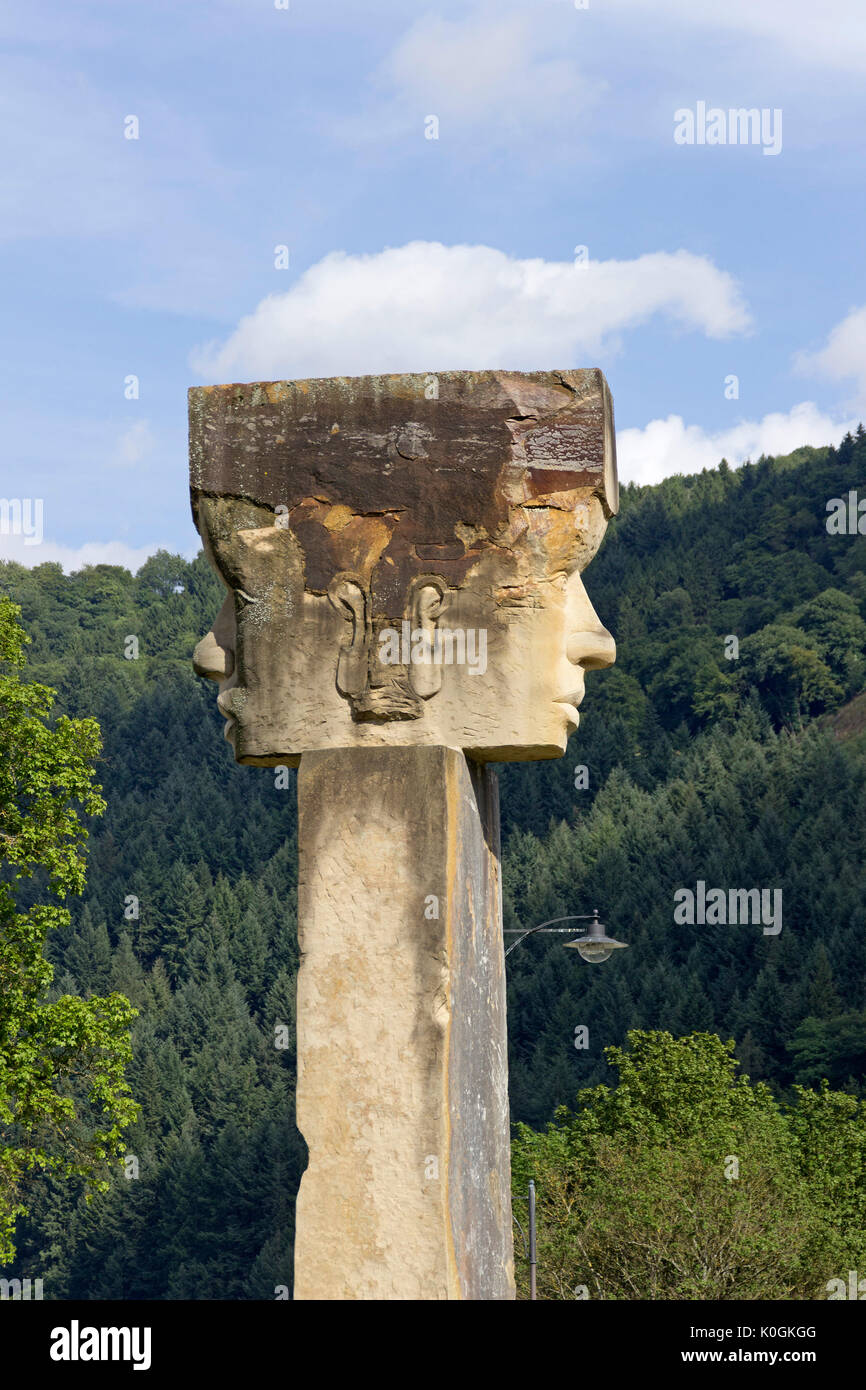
[555,675,585,708]
[554,676,585,726]
[555,699,581,723]
[554,693,583,723]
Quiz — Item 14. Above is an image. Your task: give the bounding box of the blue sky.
[2,0,865,570]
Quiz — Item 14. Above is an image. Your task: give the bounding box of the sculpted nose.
[193,629,233,681]
[567,626,616,670]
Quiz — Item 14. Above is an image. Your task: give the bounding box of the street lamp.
[504,910,628,963]
[505,911,627,1300]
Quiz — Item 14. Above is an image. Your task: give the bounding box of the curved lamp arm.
[504,914,598,959]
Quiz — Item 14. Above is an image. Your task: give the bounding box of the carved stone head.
[190,369,617,764]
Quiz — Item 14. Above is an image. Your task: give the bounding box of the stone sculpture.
[190,368,617,1299]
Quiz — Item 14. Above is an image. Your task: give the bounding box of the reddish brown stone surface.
[189,369,617,612]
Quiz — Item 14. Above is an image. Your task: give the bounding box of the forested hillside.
[2,429,865,1297]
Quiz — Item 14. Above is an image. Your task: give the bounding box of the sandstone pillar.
[294,745,511,1300]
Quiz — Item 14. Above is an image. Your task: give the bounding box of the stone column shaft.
[293,745,514,1300]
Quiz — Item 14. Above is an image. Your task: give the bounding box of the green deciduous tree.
[0,597,138,1262]
[512,1030,864,1300]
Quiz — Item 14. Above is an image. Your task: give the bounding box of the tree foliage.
[511,1031,866,1299]
[0,597,138,1262]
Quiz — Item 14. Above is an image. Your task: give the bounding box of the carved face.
[189,369,618,763]
[192,491,615,764]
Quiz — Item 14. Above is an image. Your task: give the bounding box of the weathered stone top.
[189,368,618,528]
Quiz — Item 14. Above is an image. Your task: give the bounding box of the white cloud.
[355,0,866,154]
[113,420,155,468]
[590,0,866,73]
[617,402,858,486]
[0,535,170,575]
[363,8,603,139]
[191,240,751,382]
[357,0,866,154]
[795,306,866,411]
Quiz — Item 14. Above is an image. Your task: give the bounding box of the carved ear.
[408,579,446,700]
[328,576,370,698]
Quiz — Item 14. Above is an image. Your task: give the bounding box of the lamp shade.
[564,911,628,964]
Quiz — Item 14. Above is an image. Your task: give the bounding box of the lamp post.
[506,910,627,1300]
[504,909,628,962]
